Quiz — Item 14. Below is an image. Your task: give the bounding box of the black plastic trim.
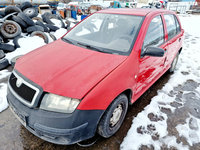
[7,89,104,145]
[8,69,43,108]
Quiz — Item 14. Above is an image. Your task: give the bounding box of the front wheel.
[169,53,179,73]
[97,94,128,138]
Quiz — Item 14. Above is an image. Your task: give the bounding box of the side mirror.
[141,46,165,57]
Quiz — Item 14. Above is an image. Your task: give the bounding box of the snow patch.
[6,36,46,63]
[0,83,8,113]
[176,116,200,146]
[53,28,67,39]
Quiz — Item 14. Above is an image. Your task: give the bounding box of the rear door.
[163,14,183,68]
[135,15,168,95]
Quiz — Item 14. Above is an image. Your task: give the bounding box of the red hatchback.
[7,8,184,145]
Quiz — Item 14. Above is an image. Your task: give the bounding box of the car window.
[164,14,177,40]
[174,15,181,34]
[143,15,164,49]
[63,13,143,55]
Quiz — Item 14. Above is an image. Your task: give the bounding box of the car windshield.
[63,13,143,55]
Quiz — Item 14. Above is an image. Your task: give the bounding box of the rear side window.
[174,15,181,33]
[164,14,177,40]
[143,15,164,48]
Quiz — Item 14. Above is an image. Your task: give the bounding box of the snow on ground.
[121,15,200,149]
[53,28,68,39]
[0,83,8,113]
[6,28,68,63]
[6,36,46,63]
[0,70,10,112]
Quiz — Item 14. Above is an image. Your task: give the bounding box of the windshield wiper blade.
[77,42,111,54]
[62,38,76,45]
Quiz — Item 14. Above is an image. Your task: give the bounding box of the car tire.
[32,17,43,22]
[5,6,21,15]
[23,7,38,18]
[31,31,49,44]
[42,12,54,25]
[49,33,57,41]
[0,35,3,43]
[0,50,5,59]
[57,15,65,28]
[12,15,28,29]
[50,14,65,28]
[36,21,49,32]
[97,94,128,138]
[1,20,22,39]
[65,20,71,29]
[1,35,9,43]
[26,25,44,33]
[0,11,5,17]
[46,24,59,32]
[0,43,15,52]
[17,12,35,26]
[11,55,22,67]
[20,2,32,11]
[169,53,179,73]
[0,58,9,70]
[13,35,22,49]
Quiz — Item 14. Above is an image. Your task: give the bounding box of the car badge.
[16,78,23,88]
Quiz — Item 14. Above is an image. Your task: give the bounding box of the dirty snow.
[121,14,200,150]
[176,115,200,146]
[0,83,8,113]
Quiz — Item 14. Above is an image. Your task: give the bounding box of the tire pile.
[0,2,72,70]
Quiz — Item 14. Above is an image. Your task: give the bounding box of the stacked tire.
[0,50,9,70]
[0,2,73,70]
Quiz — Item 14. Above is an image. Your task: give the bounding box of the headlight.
[40,93,80,113]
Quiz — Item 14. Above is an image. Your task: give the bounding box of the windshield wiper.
[63,39,114,54]
[77,42,111,54]
[62,38,76,45]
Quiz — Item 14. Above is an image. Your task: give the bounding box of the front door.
[135,15,167,95]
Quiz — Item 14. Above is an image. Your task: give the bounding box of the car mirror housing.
[142,46,165,57]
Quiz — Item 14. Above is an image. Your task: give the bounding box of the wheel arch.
[96,89,132,138]
[99,88,132,120]
[102,89,132,111]
[121,89,133,105]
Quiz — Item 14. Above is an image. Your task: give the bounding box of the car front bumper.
[7,89,104,145]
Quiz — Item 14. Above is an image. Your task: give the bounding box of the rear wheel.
[169,53,179,73]
[97,94,128,138]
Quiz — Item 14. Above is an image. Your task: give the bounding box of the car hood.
[15,39,127,99]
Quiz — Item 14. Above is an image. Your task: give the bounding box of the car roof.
[98,8,174,16]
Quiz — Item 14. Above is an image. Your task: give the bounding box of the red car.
[7,8,184,145]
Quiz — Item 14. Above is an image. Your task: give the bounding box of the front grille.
[9,73,37,103]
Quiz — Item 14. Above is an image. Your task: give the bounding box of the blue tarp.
[71,10,77,20]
